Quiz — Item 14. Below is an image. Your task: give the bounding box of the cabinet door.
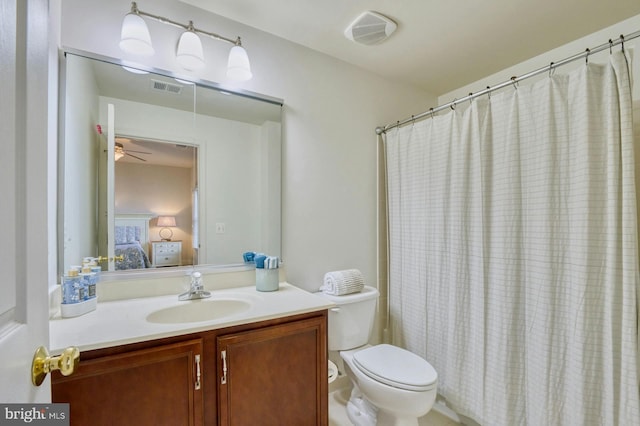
[217,316,327,426]
[52,339,204,426]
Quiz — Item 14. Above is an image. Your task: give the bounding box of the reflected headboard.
[114,214,154,253]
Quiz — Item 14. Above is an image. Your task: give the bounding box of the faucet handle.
[191,271,203,290]
[179,271,210,300]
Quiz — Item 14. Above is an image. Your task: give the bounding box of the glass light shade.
[226,45,253,81]
[176,31,205,71]
[119,13,155,56]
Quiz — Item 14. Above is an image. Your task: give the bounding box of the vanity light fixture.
[227,45,252,81]
[176,23,205,71]
[119,2,252,81]
[119,4,154,56]
[157,216,177,241]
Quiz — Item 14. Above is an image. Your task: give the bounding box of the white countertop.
[50,282,334,353]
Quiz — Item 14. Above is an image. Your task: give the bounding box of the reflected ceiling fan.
[114,137,152,162]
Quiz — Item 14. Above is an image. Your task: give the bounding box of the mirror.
[60,52,282,277]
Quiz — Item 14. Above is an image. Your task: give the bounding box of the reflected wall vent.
[344,11,397,45]
[150,79,183,94]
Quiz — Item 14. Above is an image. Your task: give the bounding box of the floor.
[328,387,461,426]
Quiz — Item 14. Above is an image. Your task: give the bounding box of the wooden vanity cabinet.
[216,316,328,426]
[52,311,328,426]
[51,338,204,426]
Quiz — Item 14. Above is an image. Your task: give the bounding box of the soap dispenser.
[62,269,82,304]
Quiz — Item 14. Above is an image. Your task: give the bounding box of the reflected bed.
[114,214,153,270]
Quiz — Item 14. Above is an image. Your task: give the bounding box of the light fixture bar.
[129,2,241,46]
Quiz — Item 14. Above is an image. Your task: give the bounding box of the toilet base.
[345,384,421,426]
[346,385,377,426]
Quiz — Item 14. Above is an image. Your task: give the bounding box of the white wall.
[260,121,282,259]
[63,54,100,270]
[440,14,640,105]
[59,0,436,292]
[200,116,262,264]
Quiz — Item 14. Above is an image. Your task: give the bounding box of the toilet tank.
[317,286,379,351]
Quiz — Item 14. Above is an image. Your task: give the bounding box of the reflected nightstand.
[151,241,182,267]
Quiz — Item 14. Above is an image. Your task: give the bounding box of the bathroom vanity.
[49,283,332,426]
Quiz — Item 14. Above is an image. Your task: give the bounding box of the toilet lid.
[352,344,437,392]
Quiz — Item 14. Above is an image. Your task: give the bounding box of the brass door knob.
[31,346,80,386]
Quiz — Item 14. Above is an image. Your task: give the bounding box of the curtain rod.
[376,29,640,135]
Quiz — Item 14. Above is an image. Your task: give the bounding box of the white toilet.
[318,286,438,426]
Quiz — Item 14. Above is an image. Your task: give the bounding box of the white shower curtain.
[385,51,640,425]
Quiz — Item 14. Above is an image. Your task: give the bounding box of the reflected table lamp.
[157,216,177,241]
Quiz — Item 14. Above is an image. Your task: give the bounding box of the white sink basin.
[146,299,252,324]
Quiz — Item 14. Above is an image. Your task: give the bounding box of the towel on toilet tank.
[321,269,364,295]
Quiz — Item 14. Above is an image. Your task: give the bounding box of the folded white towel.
[321,269,364,295]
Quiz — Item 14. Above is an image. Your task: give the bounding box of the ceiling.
[116,136,195,168]
[179,0,640,95]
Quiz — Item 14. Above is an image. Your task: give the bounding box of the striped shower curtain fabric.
[384,51,639,425]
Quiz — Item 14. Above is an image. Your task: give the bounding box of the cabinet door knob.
[31,346,80,386]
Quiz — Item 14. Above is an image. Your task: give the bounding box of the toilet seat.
[352,344,437,392]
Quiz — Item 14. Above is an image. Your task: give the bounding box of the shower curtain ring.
[609,39,613,54]
[585,48,590,65]
[549,62,554,77]
[468,93,473,105]
[510,76,518,90]
[450,99,456,110]
[429,108,434,119]
[486,86,491,100]
[620,34,625,52]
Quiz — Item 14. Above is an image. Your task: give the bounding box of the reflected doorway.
[98,136,198,270]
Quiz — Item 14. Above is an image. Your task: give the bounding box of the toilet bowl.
[317,286,438,426]
[341,345,437,426]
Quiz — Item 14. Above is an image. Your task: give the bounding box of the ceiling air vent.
[344,11,397,45]
[150,79,183,95]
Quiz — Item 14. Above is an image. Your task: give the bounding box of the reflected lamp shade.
[157,216,176,227]
[158,216,177,241]
[226,45,252,81]
[176,31,205,71]
[119,13,155,56]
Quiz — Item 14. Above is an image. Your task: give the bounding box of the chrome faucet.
[179,271,211,301]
